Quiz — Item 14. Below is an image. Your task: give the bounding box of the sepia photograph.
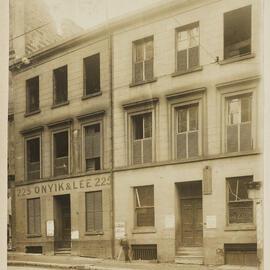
[2,0,269,269]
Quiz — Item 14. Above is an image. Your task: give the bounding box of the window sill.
[129,78,157,88]
[51,101,70,109]
[27,234,42,238]
[132,227,156,234]
[224,224,256,231]
[85,231,104,236]
[81,91,102,100]
[219,53,255,65]
[171,66,203,77]
[24,109,41,117]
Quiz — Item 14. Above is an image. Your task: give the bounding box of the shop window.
[84,123,101,171]
[53,65,68,105]
[26,137,40,181]
[53,130,69,176]
[134,185,154,227]
[227,176,253,224]
[224,6,251,59]
[27,198,41,235]
[85,191,103,232]
[133,37,154,83]
[226,94,252,152]
[26,76,39,113]
[84,53,100,96]
[176,22,199,73]
[176,103,199,159]
[132,113,152,164]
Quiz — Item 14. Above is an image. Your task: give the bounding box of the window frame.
[27,197,41,236]
[53,65,68,106]
[26,76,40,114]
[81,120,103,172]
[134,185,155,228]
[24,134,42,181]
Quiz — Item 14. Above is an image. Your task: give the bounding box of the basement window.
[84,53,100,96]
[26,76,39,113]
[53,130,69,176]
[26,137,41,181]
[224,6,251,60]
[131,245,157,260]
[53,65,68,105]
[25,246,43,254]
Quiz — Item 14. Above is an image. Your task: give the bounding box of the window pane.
[27,138,40,163]
[145,40,153,60]
[189,27,199,47]
[133,115,144,140]
[228,98,240,125]
[133,140,142,165]
[27,198,40,234]
[27,77,39,112]
[135,43,144,62]
[143,113,152,138]
[240,122,252,151]
[143,138,152,163]
[54,65,68,104]
[241,96,251,123]
[177,50,188,72]
[189,105,198,131]
[188,46,199,69]
[135,186,154,207]
[177,133,187,159]
[86,191,102,231]
[84,54,100,95]
[85,124,100,159]
[54,131,68,158]
[229,201,253,223]
[136,208,154,226]
[178,109,187,133]
[178,30,188,50]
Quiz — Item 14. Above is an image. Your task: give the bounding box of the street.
[8,267,60,270]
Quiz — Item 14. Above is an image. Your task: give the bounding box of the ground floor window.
[27,198,41,235]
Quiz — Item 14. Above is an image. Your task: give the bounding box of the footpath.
[8,252,258,270]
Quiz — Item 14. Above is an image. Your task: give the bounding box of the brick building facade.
[9,0,263,267]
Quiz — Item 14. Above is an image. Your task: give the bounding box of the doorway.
[54,194,71,251]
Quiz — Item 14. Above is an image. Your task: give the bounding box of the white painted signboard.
[115,222,126,239]
[46,220,54,236]
[206,215,217,229]
[71,230,79,240]
[165,215,175,228]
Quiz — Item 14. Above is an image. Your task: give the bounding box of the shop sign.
[206,215,216,229]
[46,220,54,236]
[115,222,126,239]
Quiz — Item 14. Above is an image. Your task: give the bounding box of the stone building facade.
[10,0,263,267]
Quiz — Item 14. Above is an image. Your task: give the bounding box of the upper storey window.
[224,6,251,60]
[26,76,39,113]
[176,22,199,73]
[133,37,154,83]
[53,65,68,105]
[84,53,101,96]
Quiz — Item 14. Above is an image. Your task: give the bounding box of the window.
[53,65,68,105]
[226,95,252,152]
[134,185,154,227]
[224,6,251,59]
[84,53,100,96]
[176,22,199,73]
[85,191,103,232]
[132,113,152,164]
[26,76,39,113]
[53,130,69,176]
[133,37,154,83]
[176,103,199,159]
[26,137,40,180]
[227,176,253,224]
[84,123,101,171]
[27,198,41,235]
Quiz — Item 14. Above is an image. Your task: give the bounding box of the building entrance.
[54,194,71,251]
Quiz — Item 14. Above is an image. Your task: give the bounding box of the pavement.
[7,252,259,270]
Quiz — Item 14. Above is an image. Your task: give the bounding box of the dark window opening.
[84,53,100,96]
[26,137,40,181]
[53,131,69,176]
[53,65,68,105]
[132,245,157,260]
[224,6,251,59]
[85,124,101,171]
[26,76,39,113]
[25,246,43,254]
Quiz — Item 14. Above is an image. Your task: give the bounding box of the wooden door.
[181,198,203,246]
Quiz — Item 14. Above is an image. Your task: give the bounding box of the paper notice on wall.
[115,222,126,239]
[206,215,216,229]
[165,215,175,228]
[71,230,79,240]
[46,220,54,237]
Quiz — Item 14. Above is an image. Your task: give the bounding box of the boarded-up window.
[53,131,69,176]
[227,176,253,224]
[135,185,154,227]
[53,65,68,105]
[176,23,199,73]
[26,76,39,113]
[133,37,154,83]
[84,53,100,95]
[224,6,251,59]
[132,113,152,164]
[84,124,101,171]
[85,191,103,232]
[26,137,40,181]
[176,104,199,159]
[27,198,41,235]
[226,95,252,153]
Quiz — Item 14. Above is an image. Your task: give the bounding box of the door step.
[175,247,203,265]
[55,248,71,255]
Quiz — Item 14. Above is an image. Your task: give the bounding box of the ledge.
[85,231,104,236]
[224,224,256,232]
[81,91,102,100]
[132,227,156,234]
[218,53,255,65]
[47,118,73,129]
[26,234,42,238]
[77,110,105,121]
[129,78,157,88]
[51,101,70,109]
[24,109,41,118]
[122,97,159,110]
[171,66,203,77]
[166,87,206,100]
[216,75,260,89]
[20,125,44,136]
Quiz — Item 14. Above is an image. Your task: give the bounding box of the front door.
[181,198,203,246]
[54,194,71,250]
